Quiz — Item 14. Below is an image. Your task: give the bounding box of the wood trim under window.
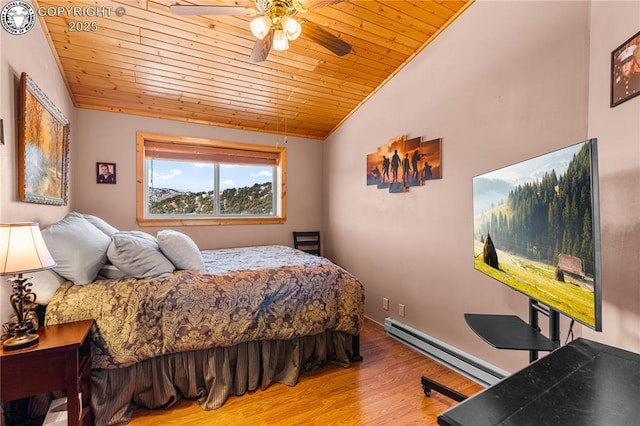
[136,132,287,227]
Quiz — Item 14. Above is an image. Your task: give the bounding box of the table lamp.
[0,223,57,350]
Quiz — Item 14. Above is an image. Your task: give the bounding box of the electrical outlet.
[399,304,406,317]
[382,297,389,311]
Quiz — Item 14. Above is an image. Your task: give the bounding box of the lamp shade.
[281,16,301,40]
[273,29,289,51]
[250,15,271,40]
[0,223,56,275]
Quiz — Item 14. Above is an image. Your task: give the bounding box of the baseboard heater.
[384,318,508,388]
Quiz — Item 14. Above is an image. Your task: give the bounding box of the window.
[136,132,286,226]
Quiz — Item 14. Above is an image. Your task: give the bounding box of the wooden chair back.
[293,231,321,256]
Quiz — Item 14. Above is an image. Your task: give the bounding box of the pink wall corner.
[324,0,639,372]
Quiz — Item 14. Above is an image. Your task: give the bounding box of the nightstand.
[0,319,94,426]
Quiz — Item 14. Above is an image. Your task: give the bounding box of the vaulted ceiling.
[37,0,473,139]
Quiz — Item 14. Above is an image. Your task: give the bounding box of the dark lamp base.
[2,332,39,351]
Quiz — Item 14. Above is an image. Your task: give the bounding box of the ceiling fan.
[170,0,352,62]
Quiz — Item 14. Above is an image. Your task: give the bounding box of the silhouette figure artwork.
[423,161,432,181]
[382,156,390,182]
[411,150,421,182]
[365,137,442,193]
[402,152,411,184]
[391,149,401,183]
[372,166,382,185]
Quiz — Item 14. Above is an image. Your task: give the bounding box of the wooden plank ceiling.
[37,0,473,139]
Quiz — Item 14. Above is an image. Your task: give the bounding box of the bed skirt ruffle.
[92,331,355,426]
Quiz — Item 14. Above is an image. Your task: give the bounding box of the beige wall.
[72,109,323,250]
[1,10,77,321]
[581,1,640,348]
[324,0,639,372]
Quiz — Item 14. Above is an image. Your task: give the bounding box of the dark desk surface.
[438,338,640,426]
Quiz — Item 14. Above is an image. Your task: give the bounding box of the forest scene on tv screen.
[473,141,599,328]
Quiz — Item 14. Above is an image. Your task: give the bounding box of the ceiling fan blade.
[250,31,273,62]
[170,5,252,16]
[301,20,352,56]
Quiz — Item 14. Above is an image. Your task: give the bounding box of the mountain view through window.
[147,160,275,216]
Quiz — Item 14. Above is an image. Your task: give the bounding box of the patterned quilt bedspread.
[45,245,365,369]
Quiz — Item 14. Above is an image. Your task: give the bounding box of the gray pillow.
[157,230,205,272]
[67,212,119,237]
[107,231,175,279]
[97,264,127,280]
[41,214,111,285]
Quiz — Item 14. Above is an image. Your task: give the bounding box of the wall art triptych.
[366,135,442,193]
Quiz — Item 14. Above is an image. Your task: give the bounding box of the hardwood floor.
[128,319,484,425]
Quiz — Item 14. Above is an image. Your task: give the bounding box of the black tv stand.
[465,299,560,362]
[422,299,560,400]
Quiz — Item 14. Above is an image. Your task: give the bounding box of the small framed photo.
[611,30,640,107]
[97,162,116,184]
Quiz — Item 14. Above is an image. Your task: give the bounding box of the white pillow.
[29,269,66,305]
[157,230,205,272]
[41,214,111,285]
[107,231,175,279]
[71,212,119,237]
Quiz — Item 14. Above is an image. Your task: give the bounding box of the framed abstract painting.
[18,72,70,205]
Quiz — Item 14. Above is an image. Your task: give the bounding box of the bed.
[45,246,364,425]
[42,242,365,426]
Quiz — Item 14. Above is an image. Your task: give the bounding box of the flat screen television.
[473,139,602,331]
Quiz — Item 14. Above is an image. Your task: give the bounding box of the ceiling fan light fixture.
[171,0,353,60]
[250,15,271,39]
[273,29,289,50]
[281,16,301,40]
